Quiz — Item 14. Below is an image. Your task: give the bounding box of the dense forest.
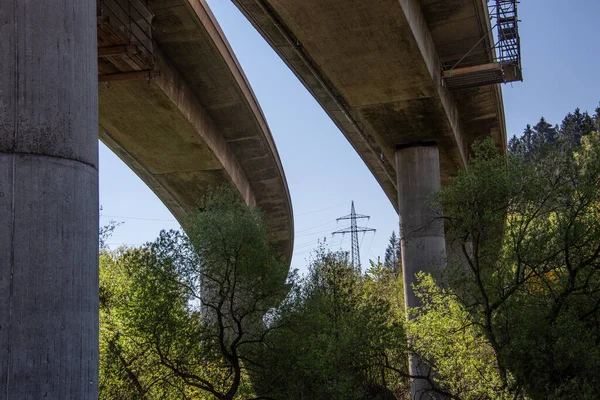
[99,106,600,399]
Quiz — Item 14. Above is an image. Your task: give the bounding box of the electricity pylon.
[332,201,376,269]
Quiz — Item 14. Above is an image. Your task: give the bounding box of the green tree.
[408,273,514,400]
[508,119,558,158]
[559,108,595,147]
[384,231,401,276]
[508,106,598,157]
[99,247,182,399]
[99,187,289,399]
[412,132,600,399]
[533,117,557,145]
[254,249,410,399]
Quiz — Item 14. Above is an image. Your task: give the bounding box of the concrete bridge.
[98,0,293,257]
[0,0,292,398]
[0,0,519,397]
[233,0,509,199]
[232,0,517,398]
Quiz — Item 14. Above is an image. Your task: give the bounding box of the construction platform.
[97,0,158,82]
[442,0,522,90]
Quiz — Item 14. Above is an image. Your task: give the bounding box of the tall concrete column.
[0,1,98,398]
[396,142,446,400]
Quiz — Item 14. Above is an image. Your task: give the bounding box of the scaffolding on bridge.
[442,0,522,90]
[97,0,159,82]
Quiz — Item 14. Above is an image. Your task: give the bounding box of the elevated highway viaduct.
[0,0,292,398]
[232,0,515,397]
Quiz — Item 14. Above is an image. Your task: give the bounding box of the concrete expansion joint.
[0,151,98,171]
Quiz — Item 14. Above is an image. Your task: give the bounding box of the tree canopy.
[253,249,410,399]
[415,118,600,398]
[99,187,288,400]
[98,105,600,400]
[508,106,599,156]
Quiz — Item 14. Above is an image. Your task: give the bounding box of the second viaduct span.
[233,0,512,198]
[232,0,520,397]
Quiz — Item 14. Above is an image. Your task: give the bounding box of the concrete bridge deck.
[233,0,506,210]
[100,0,294,257]
[231,1,510,397]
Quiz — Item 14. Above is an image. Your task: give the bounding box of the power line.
[296,227,338,238]
[365,232,377,264]
[295,219,337,234]
[332,201,376,269]
[295,201,350,216]
[294,239,327,250]
[293,234,351,256]
[101,215,178,222]
[100,202,349,224]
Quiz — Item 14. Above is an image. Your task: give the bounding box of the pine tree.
[508,134,525,155]
[508,125,536,157]
[508,106,599,158]
[559,108,595,147]
[533,117,557,146]
[383,231,401,276]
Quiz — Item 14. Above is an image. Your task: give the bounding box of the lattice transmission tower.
[332,201,376,269]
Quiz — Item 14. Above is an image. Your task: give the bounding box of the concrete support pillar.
[396,143,446,400]
[0,1,98,398]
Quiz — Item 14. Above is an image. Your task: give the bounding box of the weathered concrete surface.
[231,2,504,397]
[396,145,446,307]
[232,0,506,211]
[100,0,293,257]
[396,144,446,399]
[0,0,99,398]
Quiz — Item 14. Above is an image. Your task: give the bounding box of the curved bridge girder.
[99,0,294,259]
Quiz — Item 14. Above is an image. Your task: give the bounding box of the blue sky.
[99,0,600,274]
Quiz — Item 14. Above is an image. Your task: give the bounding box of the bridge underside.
[100,51,251,221]
[99,0,294,257]
[233,0,506,211]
